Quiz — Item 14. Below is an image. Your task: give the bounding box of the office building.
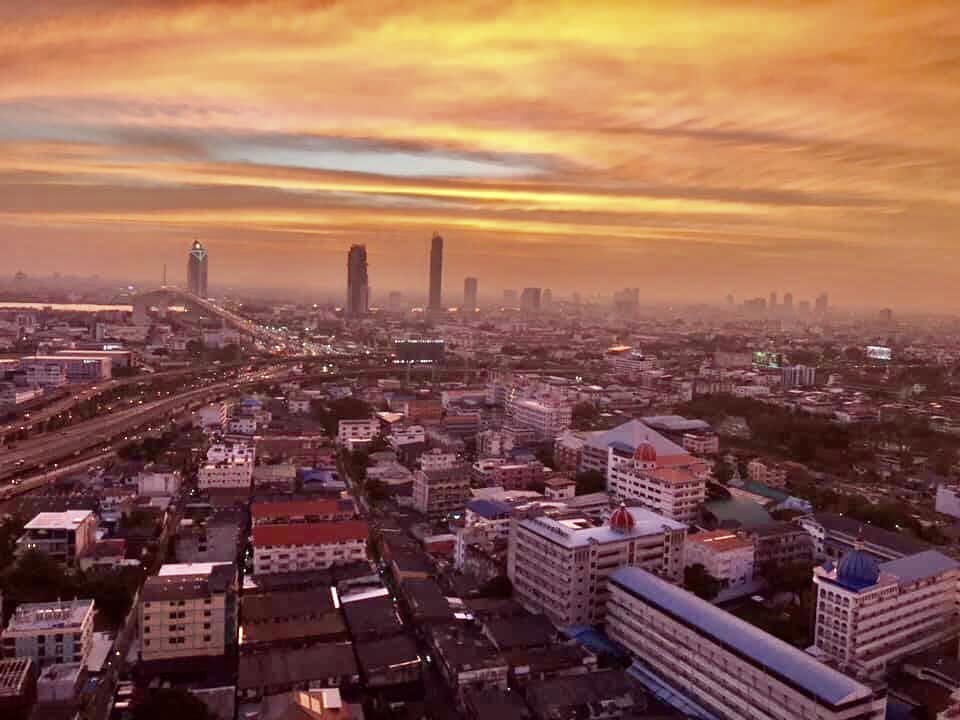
[815,292,829,314]
[463,277,478,312]
[140,562,237,664]
[187,240,208,297]
[23,356,111,383]
[251,521,369,575]
[606,442,708,522]
[413,467,471,520]
[769,291,777,310]
[813,548,960,678]
[684,530,755,591]
[607,567,886,720]
[783,364,817,388]
[17,511,97,565]
[783,292,794,312]
[346,244,369,317]
[503,289,518,307]
[1,600,94,669]
[507,398,572,441]
[429,232,444,311]
[520,288,541,313]
[508,505,686,627]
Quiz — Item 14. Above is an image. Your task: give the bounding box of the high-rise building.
[520,287,541,313]
[503,289,518,307]
[346,245,369,317]
[463,277,478,312]
[187,240,208,297]
[769,291,777,310]
[783,292,794,312]
[541,288,553,309]
[815,292,829,314]
[428,233,444,311]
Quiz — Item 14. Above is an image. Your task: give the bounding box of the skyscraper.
[769,291,777,310]
[346,244,369,317]
[783,292,794,313]
[815,292,829,314]
[187,240,208,297]
[463,277,478,312]
[520,287,542,313]
[429,233,444,311]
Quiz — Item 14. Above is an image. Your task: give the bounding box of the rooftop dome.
[609,504,635,534]
[634,442,657,464]
[836,548,880,591]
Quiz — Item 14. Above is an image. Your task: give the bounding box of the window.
[203,623,211,629]
[203,635,211,642]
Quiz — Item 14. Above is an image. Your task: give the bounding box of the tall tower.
[346,244,369,317]
[769,291,777,311]
[429,232,444,312]
[783,292,794,313]
[187,240,208,297]
[463,277,478,312]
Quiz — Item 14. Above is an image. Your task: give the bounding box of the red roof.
[252,520,369,547]
[251,499,354,520]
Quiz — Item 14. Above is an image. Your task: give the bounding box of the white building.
[419,448,459,472]
[227,416,258,435]
[0,384,44,406]
[390,425,427,448]
[607,567,886,720]
[251,521,369,575]
[137,467,182,497]
[206,441,254,465]
[606,443,708,522]
[17,511,97,564]
[287,395,311,415]
[813,548,960,679]
[25,355,111,382]
[412,467,470,520]
[681,432,719,456]
[2,600,95,668]
[198,460,253,490]
[507,398,572,441]
[195,402,229,431]
[337,418,379,448]
[612,352,656,377]
[782,364,817,388]
[508,504,686,627]
[684,530,755,590]
[140,563,237,664]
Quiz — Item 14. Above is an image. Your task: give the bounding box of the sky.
[0,0,958,308]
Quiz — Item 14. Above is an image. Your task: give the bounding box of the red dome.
[634,442,657,463]
[609,504,635,533]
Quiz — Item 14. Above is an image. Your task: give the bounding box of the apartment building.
[746,522,814,572]
[137,466,182,496]
[607,567,886,720]
[606,443,707,522]
[251,521,369,575]
[24,355,111,382]
[420,449,460,472]
[198,460,254,490]
[1,600,94,668]
[507,398,572,441]
[472,458,548,491]
[17,511,97,565]
[251,499,357,526]
[337,419,380,448]
[684,530,755,590]
[140,562,237,664]
[508,505,686,627]
[813,548,960,678]
[413,467,471,520]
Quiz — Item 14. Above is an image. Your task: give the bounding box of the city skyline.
[0,1,958,310]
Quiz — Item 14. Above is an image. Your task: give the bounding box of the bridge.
[133,286,294,352]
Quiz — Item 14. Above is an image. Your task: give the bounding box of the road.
[0,366,289,484]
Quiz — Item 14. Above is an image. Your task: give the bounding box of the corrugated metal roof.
[586,420,687,456]
[609,567,873,707]
[880,550,960,585]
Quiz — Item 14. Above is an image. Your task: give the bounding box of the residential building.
[420,449,459,472]
[428,623,508,698]
[508,504,686,626]
[612,352,655,377]
[935,484,960,519]
[463,277,478,312]
[251,521,369,575]
[17,511,96,564]
[1,600,94,669]
[472,459,548,491]
[813,548,960,678]
[507,398,572,441]
[782,364,817,388]
[745,522,814,573]
[747,458,789,488]
[252,499,356,526]
[0,657,36,720]
[198,459,253,490]
[413,467,471,520]
[681,432,719,456]
[544,477,575,501]
[607,567,886,720]
[337,418,379,448]
[684,530,755,590]
[140,562,237,664]
[553,431,588,472]
[137,466,182,497]
[175,509,244,564]
[525,670,643,720]
[606,443,708,522]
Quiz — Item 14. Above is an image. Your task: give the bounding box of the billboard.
[752,351,782,369]
[866,345,892,361]
[393,339,445,365]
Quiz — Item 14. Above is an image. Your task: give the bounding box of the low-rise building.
[1,600,94,669]
[337,418,379,448]
[17,511,97,565]
[684,530,755,590]
[681,432,719,456]
[508,504,686,627]
[813,547,960,678]
[0,657,36,720]
[746,522,814,573]
[413,467,471,520]
[935,484,960,519]
[251,499,356,526]
[607,567,886,720]
[251,521,369,575]
[428,624,508,699]
[473,459,548,491]
[799,513,928,562]
[420,448,459,472]
[140,562,238,665]
[747,458,789,488]
[606,443,707,522]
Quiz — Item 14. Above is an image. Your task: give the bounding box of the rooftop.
[0,658,33,697]
[610,567,875,708]
[687,530,754,553]
[252,520,369,548]
[880,550,960,585]
[642,415,712,433]
[519,506,685,549]
[587,419,686,456]
[7,600,93,631]
[24,510,94,531]
[252,499,355,521]
[811,513,929,557]
[144,563,234,601]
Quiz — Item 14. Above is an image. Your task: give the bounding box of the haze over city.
[1,1,958,308]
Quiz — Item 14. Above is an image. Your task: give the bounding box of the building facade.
[413,467,471,520]
[606,443,707,522]
[684,530,755,590]
[251,521,369,575]
[429,233,444,312]
[507,398,572,442]
[187,240,209,297]
[607,567,886,720]
[346,244,369,317]
[17,511,97,565]
[1,601,94,669]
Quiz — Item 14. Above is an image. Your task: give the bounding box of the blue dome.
[836,549,880,590]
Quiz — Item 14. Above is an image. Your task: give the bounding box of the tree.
[713,461,733,485]
[572,402,600,430]
[365,478,390,505]
[684,563,721,601]
[574,470,605,495]
[478,575,513,598]
[763,561,813,604]
[133,688,215,720]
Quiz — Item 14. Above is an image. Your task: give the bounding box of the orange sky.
[0,0,958,308]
